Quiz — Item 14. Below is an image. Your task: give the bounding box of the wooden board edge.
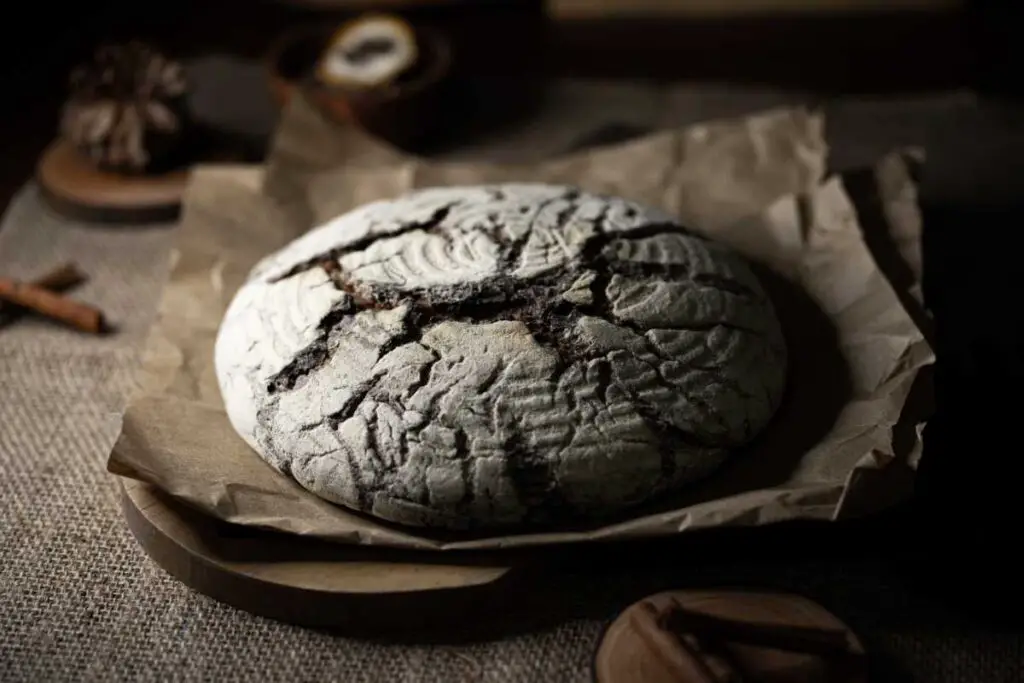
[37,181,182,225]
[119,479,552,638]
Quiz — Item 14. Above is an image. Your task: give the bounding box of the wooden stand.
[120,479,538,638]
[36,141,189,224]
[594,591,866,683]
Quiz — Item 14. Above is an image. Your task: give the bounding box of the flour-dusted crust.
[214,184,788,530]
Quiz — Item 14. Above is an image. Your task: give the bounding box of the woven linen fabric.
[1,188,1023,683]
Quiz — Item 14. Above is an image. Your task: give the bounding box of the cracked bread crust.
[214,184,788,530]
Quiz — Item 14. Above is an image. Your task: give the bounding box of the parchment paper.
[108,100,933,550]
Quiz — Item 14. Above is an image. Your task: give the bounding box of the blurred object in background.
[267,15,454,149]
[36,40,256,224]
[61,43,191,175]
[39,41,194,225]
[255,0,549,148]
[315,14,420,89]
[549,0,970,91]
[3,0,1021,211]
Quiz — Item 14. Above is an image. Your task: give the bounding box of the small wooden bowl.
[265,23,453,147]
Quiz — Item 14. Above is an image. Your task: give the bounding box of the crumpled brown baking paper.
[108,101,933,550]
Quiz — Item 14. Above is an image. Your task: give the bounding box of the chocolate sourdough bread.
[214,184,788,530]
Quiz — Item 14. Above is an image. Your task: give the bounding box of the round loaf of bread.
[214,184,788,530]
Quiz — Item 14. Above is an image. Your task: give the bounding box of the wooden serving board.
[120,479,538,637]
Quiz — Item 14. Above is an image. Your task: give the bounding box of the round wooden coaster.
[36,140,188,224]
[594,590,866,683]
[121,479,531,637]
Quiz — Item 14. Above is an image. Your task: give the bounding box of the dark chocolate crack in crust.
[215,184,788,530]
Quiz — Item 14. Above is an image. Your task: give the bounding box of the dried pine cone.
[60,42,190,174]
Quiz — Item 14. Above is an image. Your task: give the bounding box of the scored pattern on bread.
[215,184,788,530]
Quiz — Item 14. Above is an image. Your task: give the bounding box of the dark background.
[4,0,1021,194]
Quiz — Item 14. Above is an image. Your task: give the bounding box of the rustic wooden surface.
[120,478,548,636]
[594,591,867,683]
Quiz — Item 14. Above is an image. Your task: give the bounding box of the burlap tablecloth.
[3,73,1023,682]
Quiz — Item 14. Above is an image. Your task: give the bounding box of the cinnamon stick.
[26,263,87,291]
[0,274,106,334]
[0,263,88,327]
